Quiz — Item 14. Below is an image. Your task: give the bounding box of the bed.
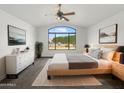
[47,53,112,80]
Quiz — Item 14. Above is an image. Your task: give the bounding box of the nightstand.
[112,62,124,81]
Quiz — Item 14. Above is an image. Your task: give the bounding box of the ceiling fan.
[56,4,75,21]
[45,4,75,21]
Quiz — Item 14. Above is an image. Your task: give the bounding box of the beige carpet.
[32,59,102,86]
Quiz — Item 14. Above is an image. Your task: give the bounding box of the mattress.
[48,53,68,70]
[48,53,112,70]
[86,54,112,69]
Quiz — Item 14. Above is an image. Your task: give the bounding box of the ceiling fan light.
[56,17,61,20]
[61,18,64,21]
[56,17,64,21]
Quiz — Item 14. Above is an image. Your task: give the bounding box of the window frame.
[48,26,76,50]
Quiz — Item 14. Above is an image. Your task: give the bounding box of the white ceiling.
[0,4,124,27]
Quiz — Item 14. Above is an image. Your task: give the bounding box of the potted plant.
[35,42,43,58]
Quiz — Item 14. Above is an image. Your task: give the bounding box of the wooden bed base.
[47,68,112,80]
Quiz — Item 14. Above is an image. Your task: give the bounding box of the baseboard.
[41,56,53,58]
[0,74,6,81]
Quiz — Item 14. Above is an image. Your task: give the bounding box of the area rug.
[32,59,102,86]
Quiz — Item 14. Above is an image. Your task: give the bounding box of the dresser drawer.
[17,54,25,62]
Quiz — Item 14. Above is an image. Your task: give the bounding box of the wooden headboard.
[98,44,118,49]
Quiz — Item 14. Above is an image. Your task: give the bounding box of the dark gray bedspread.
[67,55,98,69]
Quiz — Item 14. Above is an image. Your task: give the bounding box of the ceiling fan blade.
[63,16,69,21]
[63,12,75,16]
[44,13,56,16]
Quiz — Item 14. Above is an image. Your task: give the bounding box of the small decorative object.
[84,44,90,53]
[26,47,30,50]
[11,49,16,54]
[35,42,43,58]
[8,25,26,46]
[16,48,20,54]
[99,24,118,44]
[24,47,30,52]
[11,48,20,54]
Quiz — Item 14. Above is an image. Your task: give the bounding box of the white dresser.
[6,51,35,78]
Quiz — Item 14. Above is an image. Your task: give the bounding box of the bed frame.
[47,68,112,79]
[47,45,117,80]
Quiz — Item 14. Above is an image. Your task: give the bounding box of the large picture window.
[48,26,76,50]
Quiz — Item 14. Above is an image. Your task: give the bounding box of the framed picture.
[8,25,26,46]
[99,24,118,44]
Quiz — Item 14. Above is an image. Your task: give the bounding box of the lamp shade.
[84,44,90,48]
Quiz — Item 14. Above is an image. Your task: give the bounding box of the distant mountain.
[100,33,109,38]
[52,35,76,44]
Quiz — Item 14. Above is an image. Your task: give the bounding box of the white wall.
[36,24,87,57]
[0,9,36,80]
[88,11,124,46]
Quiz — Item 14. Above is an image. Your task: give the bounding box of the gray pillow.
[88,48,102,59]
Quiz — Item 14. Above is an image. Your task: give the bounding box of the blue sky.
[49,26,76,39]
[49,26,76,33]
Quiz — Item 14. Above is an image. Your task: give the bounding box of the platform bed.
[47,45,124,80]
[47,67,112,80]
[47,53,113,80]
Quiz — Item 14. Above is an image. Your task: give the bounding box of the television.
[8,25,26,46]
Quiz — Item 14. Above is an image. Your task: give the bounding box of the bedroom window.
[48,26,76,50]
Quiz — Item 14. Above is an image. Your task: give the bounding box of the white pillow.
[102,51,115,61]
[88,48,102,59]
